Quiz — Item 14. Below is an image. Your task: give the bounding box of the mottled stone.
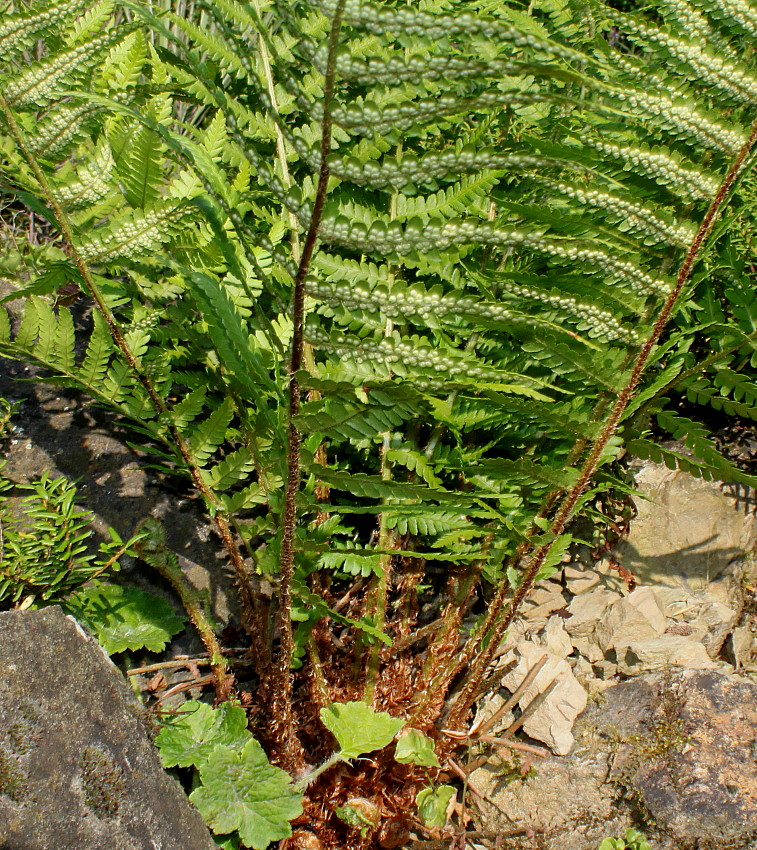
[471,669,757,849]
[0,607,215,850]
[612,670,757,847]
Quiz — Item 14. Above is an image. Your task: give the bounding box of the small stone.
[593,557,630,594]
[563,565,600,595]
[652,585,691,617]
[625,586,667,633]
[564,588,621,638]
[728,625,756,669]
[704,575,739,606]
[596,595,666,653]
[472,690,514,736]
[500,642,587,756]
[618,636,717,674]
[539,618,573,659]
[592,659,618,680]
[568,635,604,663]
[570,654,595,683]
[520,580,568,629]
[695,601,739,657]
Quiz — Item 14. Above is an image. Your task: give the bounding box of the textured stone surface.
[499,642,587,756]
[472,669,757,849]
[596,592,666,653]
[470,691,635,850]
[612,669,757,847]
[0,607,215,850]
[613,461,757,592]
[617,635,717,674]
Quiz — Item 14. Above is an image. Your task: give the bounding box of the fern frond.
[652,409,757,486]
[184,270,279,399]
[586,138,719,202]
[109,120,164,209]
[67,0,113,45]
[77,203,193,262]
[188,397,234,465]
[3,26,134,107]
[200,446,256,491]
[51,141,114,210]
[0,0,89,61]
[77,310,113,387]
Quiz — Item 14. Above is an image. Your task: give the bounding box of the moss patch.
[79,746,126,819]
[7,699,42,755]
[0,744,28,802]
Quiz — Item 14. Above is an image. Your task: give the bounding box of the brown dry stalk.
[469,653,549,738]
[444,115,757,730]
[270,0,346,773]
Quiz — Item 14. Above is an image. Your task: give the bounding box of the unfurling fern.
[2,0,757,845]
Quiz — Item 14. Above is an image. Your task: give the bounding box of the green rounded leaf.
[320,701,405,760]
[190,739,303,850]
[394,728,440,767]
[416,785,455,829]
[154,700,252,769]
[65,581,185,653]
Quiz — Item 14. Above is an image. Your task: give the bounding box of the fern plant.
[2,0,757,845]
[0,397,138,607]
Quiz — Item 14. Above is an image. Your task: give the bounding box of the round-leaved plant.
[190,738,303,850]
[155,700,252,769]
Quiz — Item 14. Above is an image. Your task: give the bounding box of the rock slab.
[613,461,756,591]
[611,669,757,847]
[472,669,757,849]
[0,606,215,850]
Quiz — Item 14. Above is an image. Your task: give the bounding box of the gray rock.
[471,669,757,849]
[0,607,215,850]
[610,670,757,848]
